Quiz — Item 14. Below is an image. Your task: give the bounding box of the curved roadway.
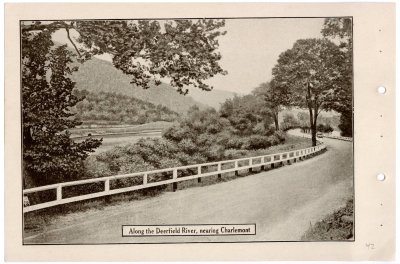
[24,137,353,244]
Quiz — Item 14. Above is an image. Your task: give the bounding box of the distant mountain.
[70,58,208,114]
[187,87,237,110]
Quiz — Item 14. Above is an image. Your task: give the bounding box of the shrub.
[243,135,268,149]
[224,149,250,159]
[275,130,286,142]
[268,134,281,146]
[226,136,245,149]
[84,156,114,178]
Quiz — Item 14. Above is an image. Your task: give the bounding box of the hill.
[72,90,179,126]
[71,58,209,113]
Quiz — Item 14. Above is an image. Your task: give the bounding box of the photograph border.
[20,16,355,246]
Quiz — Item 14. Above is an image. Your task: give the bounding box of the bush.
[275,130,286,142]
[301,199,354,241]
[268,134,281,146]
[226,136,245,149]
[84,156,114,178]
[245,135,270,149]
[223,149,250,159]
[83,98,288,182]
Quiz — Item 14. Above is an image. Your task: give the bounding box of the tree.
[338,111,352,137]
[22,19,227,187]
[297,112,310,133]
[272,38,346,146]
[280,113,299,131]
[22,31,102,187]
[317,123,333,133]
[322,18,353,137]
[22,20,227,94]
[252,81,289,131]
[220,94,272,136]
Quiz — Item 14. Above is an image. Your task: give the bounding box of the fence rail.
[323,135,353,142]
[23,144,326,213]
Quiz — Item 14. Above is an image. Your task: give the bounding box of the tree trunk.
[312,101,319,147]
[308,106,316,146]
[306,82,318,146]
[273,111,279,131]
[311,123,317,146]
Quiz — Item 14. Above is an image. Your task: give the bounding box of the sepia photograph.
[20,17,354,244]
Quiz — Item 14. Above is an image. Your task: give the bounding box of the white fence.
[323,135,353,142]
[23,144,326,213]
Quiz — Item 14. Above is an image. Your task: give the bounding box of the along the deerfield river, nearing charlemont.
[24,136,353,244]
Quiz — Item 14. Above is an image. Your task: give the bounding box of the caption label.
[122,224,256,237]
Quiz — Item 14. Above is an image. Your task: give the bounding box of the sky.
[53,18,325,95]
[205,18,325,94]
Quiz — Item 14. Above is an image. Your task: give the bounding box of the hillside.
[72,90,179,126]
[71,58,209,113]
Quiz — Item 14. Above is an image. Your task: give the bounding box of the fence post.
[104,179,110,192]
[261,157,265,170]
[248,158,253,173]
[104,179,111,203]
[217,163,222,179]
[56,186,62,201]
[197,166,202,183]
[172,169,178,192]
[234,161,239,176]
[143,173,148,185]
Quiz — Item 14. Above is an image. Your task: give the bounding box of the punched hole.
[377,173,386,181]
[377,86,386,94]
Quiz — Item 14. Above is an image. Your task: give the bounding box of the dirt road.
[24,137,353,244]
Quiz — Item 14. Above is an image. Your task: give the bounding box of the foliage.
[72,90,178,125]
[22,19,228,187]
[322,18,353,137]
[164,98,284,157]
[271,38,347,145]
[86,95,286,178]
[317,124,334,133]
[22,20,227,94]
[280,113,300,131]
[22,31,102,187]
[338,111,352,137]
[252,81,290,130]
[302,198,353,241]
[219,95,273,136]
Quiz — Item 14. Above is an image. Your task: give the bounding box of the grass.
[24,134,316,236]
[69,121,174,137]
[301,198,354,241]
[91,132,162,154]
